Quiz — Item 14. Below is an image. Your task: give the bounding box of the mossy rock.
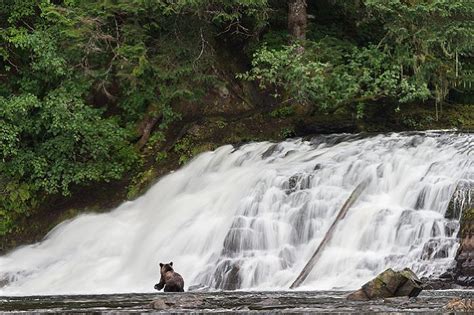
[127,168,157,200]
[347,268,423,300]
[462,207,474,221]
[460,207,474,237]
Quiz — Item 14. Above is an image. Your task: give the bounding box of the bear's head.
[159,262,174,274]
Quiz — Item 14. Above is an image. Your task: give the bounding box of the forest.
[0,0,472,245]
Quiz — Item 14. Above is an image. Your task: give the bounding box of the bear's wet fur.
[154,262,185,292]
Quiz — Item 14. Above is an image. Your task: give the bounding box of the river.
[0,131,472,311]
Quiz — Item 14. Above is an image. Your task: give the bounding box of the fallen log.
[290,179,369,289]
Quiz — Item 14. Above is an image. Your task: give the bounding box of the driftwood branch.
[290,179,370,289]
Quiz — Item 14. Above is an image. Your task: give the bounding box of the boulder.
[347,268,423,301]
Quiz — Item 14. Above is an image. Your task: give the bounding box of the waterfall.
[0,131,471,295]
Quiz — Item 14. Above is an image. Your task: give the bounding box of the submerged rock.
[347,268,423,301]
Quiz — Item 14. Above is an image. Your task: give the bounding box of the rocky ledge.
[454,206,474,286]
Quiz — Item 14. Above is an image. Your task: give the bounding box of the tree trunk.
[288,0,307,42]
[136,106,163,150]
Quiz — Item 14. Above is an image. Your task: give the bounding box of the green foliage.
[363,0,473,105]
[270,105,295,118]
[242,43,431,113]
[216,120,228,129]
[127,168,155,200]
[241,0,472,115]
[173,137,216,165]
[0,88,136,233]
[174,137,194,165]
[279,127,296,138]
[155,151,168,164]
[400,114,435,129]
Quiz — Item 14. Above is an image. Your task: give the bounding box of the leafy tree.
[0,0,471,236]
[0,87,137,233]
[242,0,473,117]
[363,0,473,118]
[241,42,430,116]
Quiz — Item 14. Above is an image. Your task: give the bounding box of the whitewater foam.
[0,131,471,295]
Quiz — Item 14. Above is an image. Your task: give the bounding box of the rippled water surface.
[1,290,473,313]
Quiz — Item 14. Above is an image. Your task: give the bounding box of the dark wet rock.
[406,135,424,147]
[395,210,416,239]
[420,239,457,260]
[443,298,474,311]
[430,221,442,237]
[288,174,299,192]
[347,268,423,301]
[445,180,473,219]
[286,173,312,194]
[454,207,474,286]
[221,263,241,290]
[444,220,458,237]
[414,187,427,210]
[0,275,9,288]
[212,260,242,290]
[421,277,456,290]
[187,284,211,292]
[296,121,358,140]
[261,144,278,159]
[376,163,384,178]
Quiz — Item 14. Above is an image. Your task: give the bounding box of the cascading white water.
[0,131,471,295]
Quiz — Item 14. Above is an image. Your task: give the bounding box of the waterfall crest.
[0,131,471,295]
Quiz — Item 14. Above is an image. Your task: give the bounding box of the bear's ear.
[169,262,173,266]
[159,263,163,268]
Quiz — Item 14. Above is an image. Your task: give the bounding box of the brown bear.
[154,262,184,292]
